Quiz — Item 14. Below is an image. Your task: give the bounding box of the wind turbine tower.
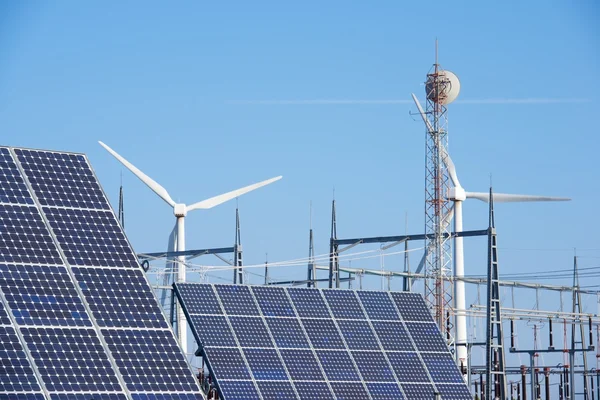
[421,43,460,335]
[99,141,282,356]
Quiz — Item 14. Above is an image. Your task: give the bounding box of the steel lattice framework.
[423,52,454,343]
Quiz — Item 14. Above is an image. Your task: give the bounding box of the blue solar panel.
[255,381,297,400]
[103,329,197,392]
[337,320,380,350]
[322,289,366,320]
[43,207,138,268]
[405,322,449,352]
[0,205,62,265]
[371,320,415,351]
[15,149,110,210]
[436,383,473,399]
[0,395,46,400]
[21,327,123,392]
[72,267,167,329]
[214,285,260,316]
[301,318,345,349]
[189,315,237,347]
[352,351,395,382]
[51,395,128,400]
[203,347,251,380]
[293,382,334,399]
[243,348,288,380]
[130,395,204,400]
[401,383,436,399]
[316,350,360,381]
[177,283,470,400]
[279,349,325,381]
[0,326,43,393]
[421,352,465,383]
[0,148,34,205]
[251,286,295,317]
[366,383,406,400]
[0,264,90,327]
[265,318,309,349]
[329,382,369,400]
[387,352,430,383]
[176,284,223,315]
[286,288,330,318]
[229,317,274,348]
[217,381,260,400]
[391,292,434,322]
[356,291,400,321]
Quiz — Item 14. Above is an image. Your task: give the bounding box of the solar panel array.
[0,146,203,400]
[174,283,473,400]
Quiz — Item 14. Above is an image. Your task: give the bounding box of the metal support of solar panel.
[0,146,203,400]
[174,283,472,400]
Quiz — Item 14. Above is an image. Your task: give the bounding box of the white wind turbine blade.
[466,192,571,203]
[411,94,461,187]
[160,223,177,308]
[186,176,282,212]
[98,141,176,208]
[415,204,455,274]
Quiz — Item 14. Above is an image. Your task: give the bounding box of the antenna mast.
[423,40,454,336]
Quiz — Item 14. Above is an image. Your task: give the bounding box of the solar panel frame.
[1,146,204,399]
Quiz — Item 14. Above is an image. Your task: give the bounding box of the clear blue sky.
[2,1,600,371]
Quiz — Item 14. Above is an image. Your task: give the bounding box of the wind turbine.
[98,141,282,355]
[410,95,570,367]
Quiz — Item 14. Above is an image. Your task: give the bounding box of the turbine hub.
[174,203,187,217]
[448,187,466,201]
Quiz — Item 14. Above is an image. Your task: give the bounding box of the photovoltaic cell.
[371,321,414,351]
[401,383,436,400]
[243,348,288,380]
[356,291,400,321]
[351,351,395,382]
[251,286,295,317]
[0,205,62,265]
[0,395,46,400]
[21,327,122,392]
[214,285,259,316]
[203,348,251,380]
[217,381,260,400]
[0,326,43,393]
[0,301,11,325]
[337,320,380,350]
[229,317,274,348]
[391,292,434,322]
[176,284,222,315]
[301,318,345,349]
[15,149,110,210]
[72,267,167,329]
[255,381,297,400]
[265,318,309,349]
[43,207,138,268]
[102,329,197,392]
[421,352,465,383]
[436,383,474,399]
[189,315,237,347]
[329,382,370,400]
[0,264,90,327]
[286,288,330,318]
[366,383,406,400]
[387,352,430,383]
[322,289,366,320]
[316,350,360,381]
[405,322,449,352]
[279,349,325,381]
[292,382,334,399]
[0,148,34,205]
[129,395,204,400]
[51,395,128,400]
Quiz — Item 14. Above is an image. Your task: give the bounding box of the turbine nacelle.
[448,187,466,201]
[174,204,187,217]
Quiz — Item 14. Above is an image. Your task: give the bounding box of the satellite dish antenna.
[425,70,460,105]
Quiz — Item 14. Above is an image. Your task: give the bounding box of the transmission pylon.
[485,187,507,400]
[571,254,590,399]
[233,207,243,284]
[423,41,453,331]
